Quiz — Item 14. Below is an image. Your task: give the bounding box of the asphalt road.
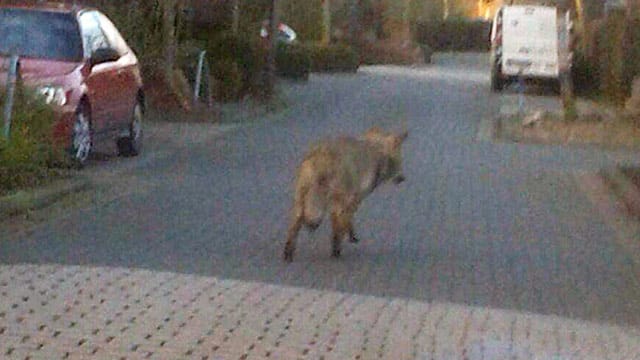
[2,53,640,329]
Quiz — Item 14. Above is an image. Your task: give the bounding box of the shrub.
[623,17,640,96]
[595,14,627,104]
[85,0,167,76]
[306,43,359,73]
[0,86,69,195]
[276,43,311,80]
[359,40,425,65]
[205,32,267,101]
[415,18,491,52]
[210,58,244,102]
[572,49,600,97]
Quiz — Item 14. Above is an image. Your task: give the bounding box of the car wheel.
[70,104,92,168]
[118,102,143,157]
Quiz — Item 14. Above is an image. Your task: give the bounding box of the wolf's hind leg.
[330,206,351,258]
[284,215,302,262]
[304,186,325,233]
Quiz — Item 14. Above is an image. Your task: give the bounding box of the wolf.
[283,126,408,262]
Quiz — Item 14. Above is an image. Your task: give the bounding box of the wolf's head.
[363,127,409,184]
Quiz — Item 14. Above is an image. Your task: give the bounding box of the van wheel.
[491,65,504,92]
[552,78,563,95]
[117,102,143,157]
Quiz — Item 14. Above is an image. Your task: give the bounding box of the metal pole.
[193,50,206,104]
[3,55,20,140]
[232,0,240,35]
[265,0,278,100]
[322,0,331,45]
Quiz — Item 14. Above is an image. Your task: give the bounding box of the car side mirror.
[90,47,120,67]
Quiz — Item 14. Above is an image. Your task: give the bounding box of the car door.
[94,11,139,130]
[78,11,121,135]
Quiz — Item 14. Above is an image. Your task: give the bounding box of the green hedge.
[203,32,267,101]
[572,49,601,97]
[415,18,491,52]
[306,43,359,73]
[275,43,360,78]
[0,87,69,195]
[623,17,640,96]
[276,43,311,80]
[359,40,426,65]
[570,16,640,101]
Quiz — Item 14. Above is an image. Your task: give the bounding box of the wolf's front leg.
[348,226,359,244]
[346,197,360,244]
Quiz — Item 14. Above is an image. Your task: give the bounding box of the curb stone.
[0,176,92,220]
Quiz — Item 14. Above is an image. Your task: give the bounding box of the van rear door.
[501,6,558,79]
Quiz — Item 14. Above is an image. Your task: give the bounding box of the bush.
[571,16,640,102]
[306,43,359,73]
[415,18,491,52]
[211,59,244,102]
[276,43,311,80]
[0,86,69,195]
[205,32,267,101]
[623,17,640,96]
[85,0,167,76]
[594,14,627,104]
[359,40,425,65]
[572,49,601,97]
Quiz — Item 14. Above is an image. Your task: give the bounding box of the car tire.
[117,101,143,157]
[70,103,92,168]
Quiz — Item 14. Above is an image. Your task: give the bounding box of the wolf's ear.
[397,130,408,143]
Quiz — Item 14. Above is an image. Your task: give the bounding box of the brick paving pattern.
[1,264,639,359]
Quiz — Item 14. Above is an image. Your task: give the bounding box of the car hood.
[0,56,83,85]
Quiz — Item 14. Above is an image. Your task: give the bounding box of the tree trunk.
[349,0,362,49]
[443,0,449,20]
[601,8,626,104]
[264,0,279,101]
[232,0,240,35]
[322,0,331,45]
[162,0,177,73]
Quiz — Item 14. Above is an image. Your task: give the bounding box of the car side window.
[78,11,109,58]
[95,12,129,56]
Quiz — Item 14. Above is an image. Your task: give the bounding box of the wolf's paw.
[283,249,294,263]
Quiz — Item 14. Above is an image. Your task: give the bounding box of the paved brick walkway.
[1,264,639,359]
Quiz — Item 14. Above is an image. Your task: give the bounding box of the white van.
[490,5,561,92]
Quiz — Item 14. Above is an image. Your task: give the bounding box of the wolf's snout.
[393,175,406,184]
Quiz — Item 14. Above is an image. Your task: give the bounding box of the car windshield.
[0,8,83,61]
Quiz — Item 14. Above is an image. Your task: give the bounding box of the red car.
[0,2,144,166]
